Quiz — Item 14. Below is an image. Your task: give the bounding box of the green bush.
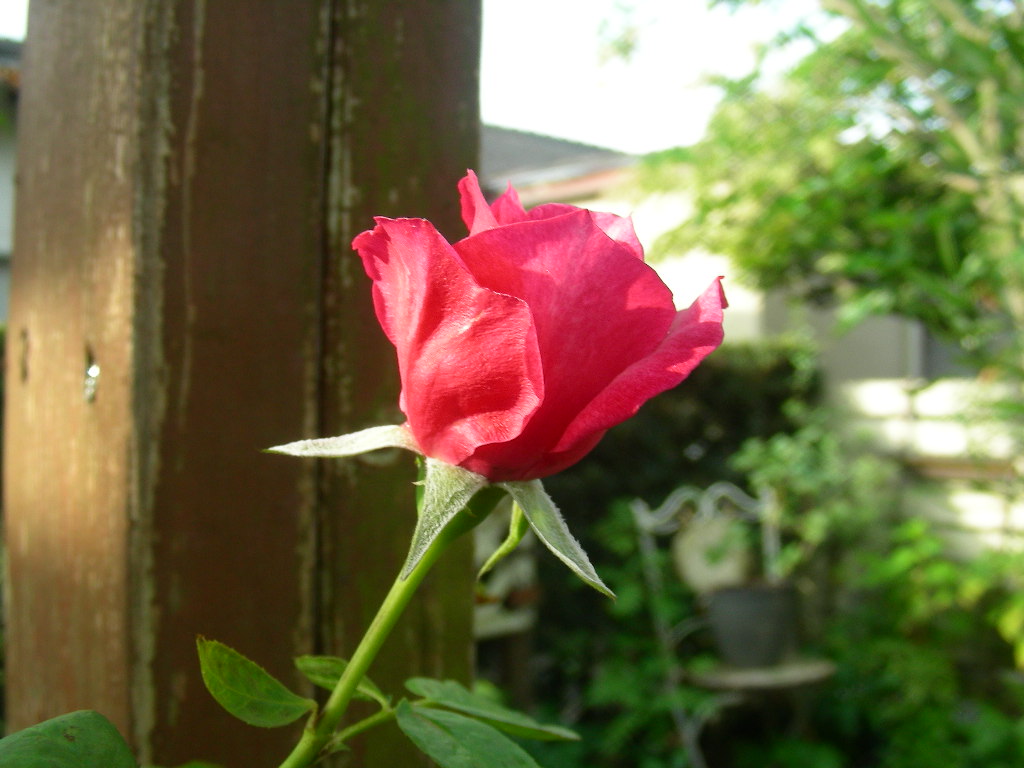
[523,339,821,768]
[520,338,1024,768]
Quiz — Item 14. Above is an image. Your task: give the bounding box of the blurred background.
[3,1,1024,767]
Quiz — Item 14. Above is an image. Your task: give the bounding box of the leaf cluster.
[647,0,1022,369]
[533,336,1024,767]
[194,637,577,768]
[729,403,902,579]
[811,518,1024,768]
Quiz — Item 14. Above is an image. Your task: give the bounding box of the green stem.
[277,509,479,768]
[334,706,396,745]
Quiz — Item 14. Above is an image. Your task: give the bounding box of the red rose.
[353,170,725,482]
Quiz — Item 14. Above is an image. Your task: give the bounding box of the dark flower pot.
[706,583,797,668]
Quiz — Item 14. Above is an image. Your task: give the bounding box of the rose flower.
[352,170,725,482]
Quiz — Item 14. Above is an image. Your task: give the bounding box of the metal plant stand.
[629,482,763,768]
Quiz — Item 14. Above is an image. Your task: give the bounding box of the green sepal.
[406,677,578,742]
[499,480,614,598]
[396,700,543,768]
[294,655,389,707]
[266,424,418,458]
[402,459,488,578]
[477,501,531,580]
[0,710,136,768]
[197,637,316,728]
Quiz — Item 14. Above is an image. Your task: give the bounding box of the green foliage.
[813,519,1024,768]
[396,701,543,768]
[648,0,1024,374]
[532,338,1024,767]
[525,341,820,767]
[523,498,723,768]
[405,678,578,741]
[196,638,316,728]
[394,678,580,768]
[734,737,845,768]
[196,633,574,766]
[730,404,901,579]
[0,710,136,768]
[500,481,614,597]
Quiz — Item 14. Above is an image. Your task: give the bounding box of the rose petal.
[489,182,529,225]
[453,210,678,479]
[459,170,642,257]
[353,218,543,464]
[528,204,643,258]
[458,169,501,234]
[554,277,726,454]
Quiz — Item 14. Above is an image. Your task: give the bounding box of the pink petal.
[489,182,529,225]
[453,210,679,478]
[458,170,641,256]
[554,277,726,453]
[528,203,643,258]
[353,218,543,464]
[590,212,644,258]
[458,170,500,235]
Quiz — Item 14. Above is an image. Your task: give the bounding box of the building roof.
[479,124,634,198]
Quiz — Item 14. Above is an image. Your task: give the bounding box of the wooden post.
[3,2,480,766]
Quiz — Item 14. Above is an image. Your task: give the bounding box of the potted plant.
[673,406,897,668]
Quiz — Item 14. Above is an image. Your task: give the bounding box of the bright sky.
[482,0,827,153]
[0,0,825,154]
[0,1,26,40]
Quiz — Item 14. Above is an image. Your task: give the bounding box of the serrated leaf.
[499,480,614,598]
[0,710,136,768]
[396,700,543,768]
[406,678,578,742]
[197,637,316,728]
[294,655,389,707]
[266,424,418,458]
[402,459,488,577]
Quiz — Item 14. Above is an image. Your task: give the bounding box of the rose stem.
[276,508,481,768]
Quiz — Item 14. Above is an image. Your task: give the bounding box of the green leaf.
[0,710,136,768]
[294,655,389,707]
[499,480,614,598]
[402,459,488,577]
[406,678,578,742]
[396,700,543,768]
[197,637,316,728]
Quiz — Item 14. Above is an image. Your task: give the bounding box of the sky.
[481,0,827,153]
[0,0,825,154]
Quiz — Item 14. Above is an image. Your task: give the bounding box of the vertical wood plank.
[4,0,138,735]
[318,1,481,764]
[133,1,327,764]
[4,0,480,766]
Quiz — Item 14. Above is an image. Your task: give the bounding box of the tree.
[652,0,1023,376]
